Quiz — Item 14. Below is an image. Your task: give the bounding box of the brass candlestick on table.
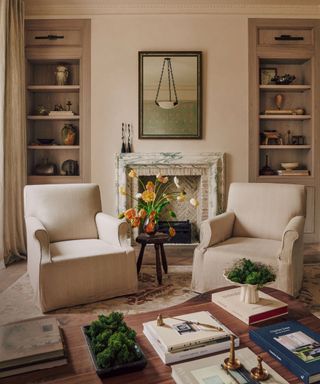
[251,355,269,381]
[223,335,241,370]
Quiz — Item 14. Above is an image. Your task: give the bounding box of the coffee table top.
[0,287,315,384]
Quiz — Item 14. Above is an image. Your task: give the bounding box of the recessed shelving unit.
[25,19,90,184]
[249,18,320,242]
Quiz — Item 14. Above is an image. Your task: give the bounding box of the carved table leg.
[154,244,162,285]
[160,244,168,274]
[136,243,146,274]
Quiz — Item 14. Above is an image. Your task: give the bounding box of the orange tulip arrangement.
[119,170,199,237]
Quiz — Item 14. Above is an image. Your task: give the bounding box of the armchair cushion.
[40,239,137,311]
[192,237,281,293]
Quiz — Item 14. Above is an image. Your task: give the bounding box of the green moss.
[226,258,276,287]
[85,312,141,369]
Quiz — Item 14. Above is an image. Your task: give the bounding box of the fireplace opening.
[158,220,193,244]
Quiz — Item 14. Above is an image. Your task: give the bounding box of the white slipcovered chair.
[24,184,138,312]
[192,182,306,297]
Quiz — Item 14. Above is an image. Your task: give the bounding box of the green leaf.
[169,210,177,218]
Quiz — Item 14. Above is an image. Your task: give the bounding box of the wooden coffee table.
[0,287,317,384]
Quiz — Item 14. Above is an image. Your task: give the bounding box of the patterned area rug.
[1,263,320,326]
[0,265,196,326]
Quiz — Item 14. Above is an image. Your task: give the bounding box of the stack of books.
[277,169,309,176]
[211,287,288,325]
[48,111,74,117]
[0,317,67,378]
[143,311,239,364]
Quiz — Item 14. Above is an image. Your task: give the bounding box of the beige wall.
[91,15,249,214]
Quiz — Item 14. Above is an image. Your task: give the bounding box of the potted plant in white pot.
[224,258,276,304]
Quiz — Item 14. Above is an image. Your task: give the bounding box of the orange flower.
[128,169,137,178]
[142,190,155,203]
[124,208,136,220]
[145,221,155,234]
[149,210,156,220]
[138,208,147,219]
[131,217,141,228]
[146,181,155,191]
[169,227,176,237]
[156,174,168,184]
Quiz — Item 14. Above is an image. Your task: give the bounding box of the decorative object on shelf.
[223,335,241,370]
[34,158,57,175]
[224,258,276,304]
[251,355,269,381]
[287,130,291,145]
[61,159,79,176]
[271,73,296,85]
[55,64,69,85]
[260,67,277,85]
[293,108,305,115]
[36,138,55,145]
[155,57,178,109]
[260,154,275,175]
[61,124,77,145]
[83,312,147,378]
[275,93,284,109]
[127,123,132,153]
[54,103,65,111]
[292,135,305,145]
[261,130,283,145]
[118,171,198,236]
[121,123,126,153]
[66,100,72,111]
[35,105,48,116]
[281,162,299,171]
[139,51,202,139]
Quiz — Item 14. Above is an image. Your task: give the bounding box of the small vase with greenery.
[224,258,276,304]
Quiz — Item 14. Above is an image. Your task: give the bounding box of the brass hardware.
[250,355,269,381]
[223,335,241,370]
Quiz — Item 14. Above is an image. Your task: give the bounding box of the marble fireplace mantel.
[115,152,226,222]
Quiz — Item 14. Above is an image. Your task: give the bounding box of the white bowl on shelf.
[280,162,299,170]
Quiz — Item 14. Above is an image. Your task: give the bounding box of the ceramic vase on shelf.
[55,64,69,86]
[61,124,77,145]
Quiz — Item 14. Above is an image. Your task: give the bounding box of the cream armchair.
[192,183,306,297]
[24,184,138,312]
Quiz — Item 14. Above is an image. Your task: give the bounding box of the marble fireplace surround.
[116,152,225,240]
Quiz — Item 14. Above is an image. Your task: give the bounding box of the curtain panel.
[2,0,27,265]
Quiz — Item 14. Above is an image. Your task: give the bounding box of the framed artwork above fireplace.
[138,51,202,139]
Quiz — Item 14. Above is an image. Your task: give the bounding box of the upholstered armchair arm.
[96,212,129,248]
[278,216,305,297]
[25,216,51,264]
[199,212,235,249]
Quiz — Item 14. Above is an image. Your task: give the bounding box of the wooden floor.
[0,243,319,294]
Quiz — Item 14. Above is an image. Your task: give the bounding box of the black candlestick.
[127,123,132,153]
[121,122,126,153]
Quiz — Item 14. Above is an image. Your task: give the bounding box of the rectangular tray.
[82,326,147,378]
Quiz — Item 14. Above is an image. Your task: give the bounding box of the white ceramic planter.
[239,284,259,304]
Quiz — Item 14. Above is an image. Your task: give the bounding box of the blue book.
[250,320,320,384]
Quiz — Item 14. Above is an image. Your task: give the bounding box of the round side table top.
[136,232,170,244]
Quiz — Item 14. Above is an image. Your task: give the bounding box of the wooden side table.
[136,232,170,284]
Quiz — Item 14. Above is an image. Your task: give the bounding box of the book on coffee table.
[0,317,66,376]
[211,287,288,325]
[171,347,289,384]
[143,311,239,363]
[250,320,320,384]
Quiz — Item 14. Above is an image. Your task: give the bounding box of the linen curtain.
[2,0,27,265]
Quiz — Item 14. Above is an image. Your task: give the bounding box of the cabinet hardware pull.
[35,35,64,40]
[274,34,304,41]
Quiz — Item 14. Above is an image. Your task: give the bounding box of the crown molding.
[25,0,320,18]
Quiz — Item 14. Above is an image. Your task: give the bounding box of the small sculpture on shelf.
[61,124,77,145]
[271,73,296,85]
[260,154,276,176]
[261,130,283,145]
[55,64,69,86]
[61,159,79,176]
[35,105,48,116]
[34,158,57,176]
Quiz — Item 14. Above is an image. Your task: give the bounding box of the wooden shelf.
[27,85,80,92]
[28,145,80,150]
[259,115,311,120]
[260,145,311,149]
[259,85,311,92]
[27,115,80,120]
[27,175,82,184]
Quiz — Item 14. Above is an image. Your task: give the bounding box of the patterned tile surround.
[116,152,225,240]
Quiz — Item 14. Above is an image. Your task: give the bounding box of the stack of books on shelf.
[0,317,67,378]
[277,169,309,176]
[48,111,74,116]
[143,311,239,364]
[211,287,288,325]
[250,320,320,384]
